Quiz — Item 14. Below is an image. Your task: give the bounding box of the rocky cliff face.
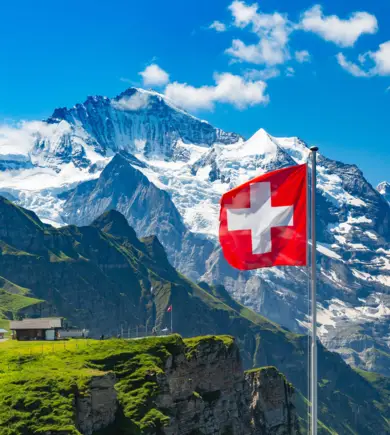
[154,337,299,435]
[246,369,298,435]
[76,373,117,435]
[72,336,299,435]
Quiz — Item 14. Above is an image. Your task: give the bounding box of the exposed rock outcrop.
[246,368,298,435]
[76,373,117,435]
[86,337,299,435]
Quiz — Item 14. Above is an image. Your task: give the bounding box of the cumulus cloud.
[226,3,291,66]
[210,21,226,32]
[229,1,258,28]
[112,93,150,111]
[300,5,378,47]
[165,72,268,111]
[295,50,311,63]
[165,83,215,111]
[226,37,289,66]
[368,41,390,75]
[139,64,170,86]
[337,41,390,77]
[220,1,379,75]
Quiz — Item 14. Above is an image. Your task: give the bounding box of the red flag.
[167,305,172,312]
[219,164,307,270]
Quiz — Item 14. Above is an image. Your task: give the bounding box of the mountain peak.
[377,181,390,191]
[377,181,390,203]
[140,235,173,270]
[244,128,277,154]
[44,86,241,162]
[115,86,165,101]
[91,209,139,244]
[112,87,211,124]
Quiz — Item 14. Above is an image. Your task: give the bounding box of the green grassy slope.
[0,276,42,337]
[0,277,42,319]
[0,335,233,435]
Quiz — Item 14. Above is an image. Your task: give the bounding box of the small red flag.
[167,305,172,312]
[219,164,307,270]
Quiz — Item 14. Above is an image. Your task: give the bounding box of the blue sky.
[0,0,389,185]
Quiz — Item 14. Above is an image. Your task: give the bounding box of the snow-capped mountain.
[1,87,389,375]
[378,181,390,204]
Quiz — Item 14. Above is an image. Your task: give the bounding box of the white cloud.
[337,41,390,77]
[336,53,371,77]
[0,121,72,159]
[139,64,170,86]
[300,5,377,47]
[221,2,380,77]
[226,37,288,65]
[286,67,295,77]
[245,68,280,80]
[213,73,269,107]
[295,50,311,63]
[229,1,258,28]
[226,3,291,66]
[164,72,268,111]
[368,41,390,75]
[0,124,34,157]
[165,83,215,111]
[112,93,150,111]
[210,21,226,32]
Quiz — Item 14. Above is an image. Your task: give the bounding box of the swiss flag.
[167,305,172,312]
[219,164,307,270]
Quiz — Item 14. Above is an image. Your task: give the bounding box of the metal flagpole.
[310,146,318,435]
[171,307,173,333]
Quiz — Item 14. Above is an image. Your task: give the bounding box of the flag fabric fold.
[219,164,307,270]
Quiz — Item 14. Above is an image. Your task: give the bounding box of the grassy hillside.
[0,335,233,435]
[0,276,42,320]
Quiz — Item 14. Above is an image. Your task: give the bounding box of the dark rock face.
[72,338,299,435]
[60,152,215,281]
[245,368,299,435]
[76,373,117,435]
[146,339,299,435]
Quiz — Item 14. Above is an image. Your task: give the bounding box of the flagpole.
[310,146,318,435]
[171,306,173,334]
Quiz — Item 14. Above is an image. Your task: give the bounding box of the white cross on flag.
[219,164,307,270]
